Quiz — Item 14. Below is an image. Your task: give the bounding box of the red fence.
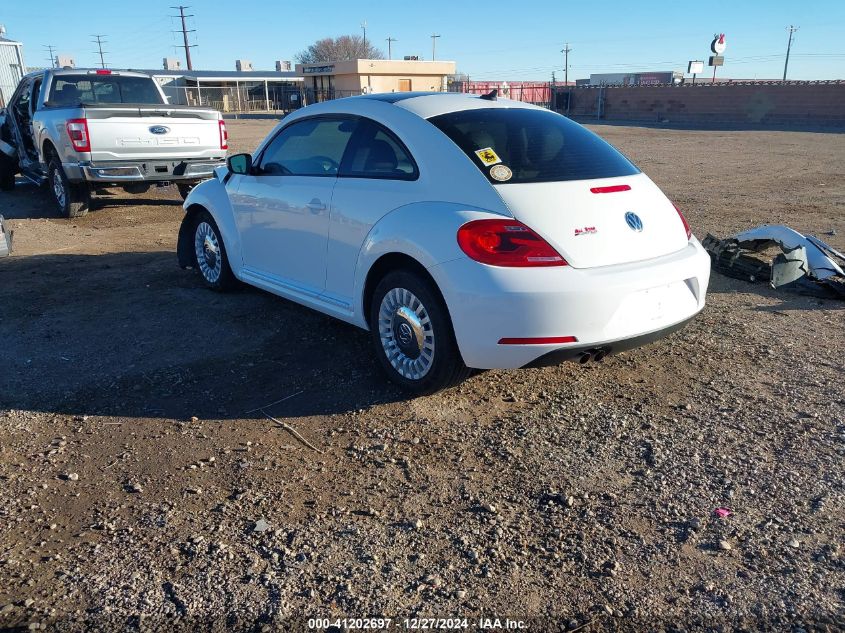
[450,81,553,106]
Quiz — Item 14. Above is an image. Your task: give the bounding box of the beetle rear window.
[427,107,639,184]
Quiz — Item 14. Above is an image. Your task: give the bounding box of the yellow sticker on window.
[474,147,501,166]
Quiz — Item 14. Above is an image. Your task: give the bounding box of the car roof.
[359,91,443,103]
[357,91,543,120]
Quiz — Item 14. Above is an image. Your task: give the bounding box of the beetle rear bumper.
[429,239,711,369]
[522,313,697,367]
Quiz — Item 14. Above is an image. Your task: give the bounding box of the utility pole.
[783,25,799,81]
[561,43,572,85]
[361,21,367,55]
[171,6,196,70]
[91,35,108,68]
[386,36,397,60]
[431,33,441,61]
[43,44,57,68]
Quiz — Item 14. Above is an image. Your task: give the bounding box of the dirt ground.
[1,120,843,632]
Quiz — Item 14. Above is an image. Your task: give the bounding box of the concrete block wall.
[556,82,845,128]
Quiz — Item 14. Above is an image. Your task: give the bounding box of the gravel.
[0,121,843,631]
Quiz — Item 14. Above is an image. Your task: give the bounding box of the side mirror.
[227,153,252,175]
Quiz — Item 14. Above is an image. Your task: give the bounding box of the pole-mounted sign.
[688,60,704,84]
[709,33,726,82]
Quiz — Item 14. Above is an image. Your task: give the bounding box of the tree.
[295,35,385,63]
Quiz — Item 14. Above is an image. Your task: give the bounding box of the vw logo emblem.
[625,211,644,232]
[398,322,413,345]
[149,125,170,135]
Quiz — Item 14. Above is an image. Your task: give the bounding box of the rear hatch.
[85,106,222,161]
[427,105,690,268]
[493,174,689,268]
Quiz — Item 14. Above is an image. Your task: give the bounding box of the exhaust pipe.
[593,349,607,362]
[578,352,592,364]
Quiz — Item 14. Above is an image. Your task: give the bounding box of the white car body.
[179,92,710,376]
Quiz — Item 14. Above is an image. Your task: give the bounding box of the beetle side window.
[258,118,356,177]
[340,119,418,180]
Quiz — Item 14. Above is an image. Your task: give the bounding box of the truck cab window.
[30,79,42,113]
[48,76,164,106]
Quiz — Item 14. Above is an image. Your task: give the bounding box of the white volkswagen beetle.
[178,92,710,393]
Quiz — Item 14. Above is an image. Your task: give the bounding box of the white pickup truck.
[0,68,227,217]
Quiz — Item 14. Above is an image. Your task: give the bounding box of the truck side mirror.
[227,153,252,175]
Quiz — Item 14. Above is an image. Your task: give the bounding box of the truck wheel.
[48,158,90,218]
[177,183,195,200]
[0,154,16,191]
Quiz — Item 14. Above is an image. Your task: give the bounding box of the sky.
[3,0,844,80]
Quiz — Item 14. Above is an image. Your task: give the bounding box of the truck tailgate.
[84,106,223,161]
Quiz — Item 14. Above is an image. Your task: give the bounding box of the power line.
[170,5,196,70]
[386,36,397,60]
[431,33,441,61]
[465,46,832,82]
[43,44,57,68]
[783,25,799,80]
[91,34,108,68]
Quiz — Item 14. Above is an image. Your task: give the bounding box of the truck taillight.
[219,120,228,150]
[66,119,90,153]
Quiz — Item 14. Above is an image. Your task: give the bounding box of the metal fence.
[159,83,307,114]
[158,84,371,114]
[156,80,563,114]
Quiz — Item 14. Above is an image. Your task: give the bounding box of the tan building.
[295,59,457,101]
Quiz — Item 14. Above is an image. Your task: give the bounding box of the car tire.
[192,210,237,291]
[0,154,16,191]
[370,269,471,394]
[177,183,195,200]
[48,158,90,218]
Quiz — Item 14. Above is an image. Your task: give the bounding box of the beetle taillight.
[457,219,567,267]
[66,119,90,152]
[673,203,692,240]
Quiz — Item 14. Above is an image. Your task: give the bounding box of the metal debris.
[0,138,16,158]
[703,225,845,299]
